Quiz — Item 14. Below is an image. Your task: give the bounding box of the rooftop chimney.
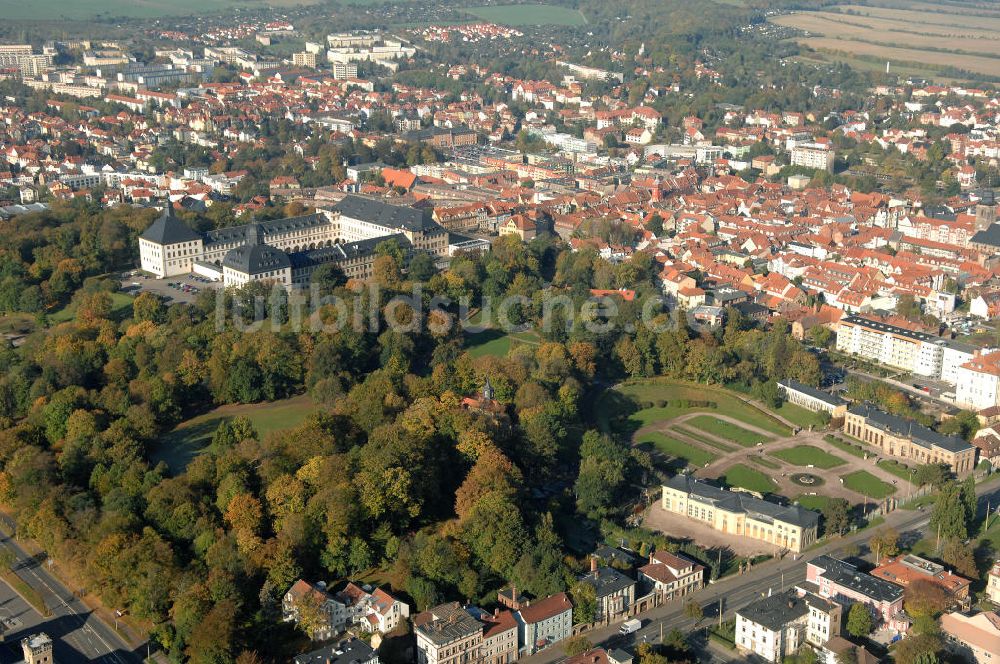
[591,557,598,573]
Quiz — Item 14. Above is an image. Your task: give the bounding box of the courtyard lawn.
[795,494,831,512]
[671,425,738,453]
[722,464,775,495]
[771,445,846,469]
[637,432,715,468]
[877,459,914,483]
[687,415,769,447]
[152,395,315,474]
[841,470,896,500]
[824,435,866,459]
[775,402,827,429]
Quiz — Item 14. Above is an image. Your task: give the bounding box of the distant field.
[0,0,324,20]
[464,4,588,26]
[770,1,1000,79]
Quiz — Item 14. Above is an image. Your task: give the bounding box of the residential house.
[735,588,841,663]
[414,603,484,664]
[577,560,636,623]
[941,611,1000,664]
[513,592,573,655]
[564,648,633,664]
[637,550,704,602]
[870,554,971,607]
[805,556,907,632]
[987,562,1000,604]
[294,638,379,664]
[283,580,343,640]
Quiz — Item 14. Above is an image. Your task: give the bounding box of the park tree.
[846,602,873,638]
[684,600,703,621]
[570,581,597,624]
[868,528,899,561]
[904,578,949,619]
[892,634,942,664]
[822,498,852,537]
[941,538,978,578]
[930,481,972,541]
[564,635,593,657]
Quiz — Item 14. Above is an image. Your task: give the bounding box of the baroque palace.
[138,195,449,288]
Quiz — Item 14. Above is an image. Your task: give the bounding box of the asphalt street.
[0,514,143,663]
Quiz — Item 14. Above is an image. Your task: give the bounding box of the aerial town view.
[1,0,1000,662]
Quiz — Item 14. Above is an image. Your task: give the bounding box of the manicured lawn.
[688,415,769,447]
[721,464,776,494]
[636,432,715,468]
[771,445,846,469]
[841,470,897,499]
[596,379,792,437]
[465,4,588,25]
[795,494,831,511]
[877,459,915,482]
[775,402,827,429]
[749,456,781,470]
[151,395,315,474]
[824,435,867,459]
[671,425,738,452]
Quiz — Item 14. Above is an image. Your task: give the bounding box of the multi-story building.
[735,588,841,663]
[790,143,835,172]
[806,556,907,631]
[415,603,484,664]
[941,611,1000,664]
[777,380,848,418]
[871,555,971,607]
[513,592,573,655]
[577,560,635,623]
[956,350,1000,411]
[637,550,704,602]
[334,582,410,634]
[138,195,449,286]
[283,579,343,640]
[987,562,1000,604]
[293,52,319,68]
[20,633,54,664]
[293,637,379,664]
[471,608,518,664]
[835,315,951,378]
[843,403,977,474]
[0,45,54,77]
[332,62,359,79]
[661,474,819,554]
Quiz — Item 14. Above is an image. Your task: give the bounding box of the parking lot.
[118,271,220,305]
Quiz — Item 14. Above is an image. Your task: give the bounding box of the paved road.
[0,515,143,663]
[521,475,1000,664]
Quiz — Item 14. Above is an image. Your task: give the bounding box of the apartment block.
[790,143,835,172]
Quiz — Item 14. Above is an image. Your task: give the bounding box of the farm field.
[464,5,588,26]
[0,0,325,20]
[686,415,769,447]
[841,470,897,499]
[770,2,1000,78]
[722,464,775,494]
[771,445,846,469]
[636,432,716,468]
[151,394,316,474]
